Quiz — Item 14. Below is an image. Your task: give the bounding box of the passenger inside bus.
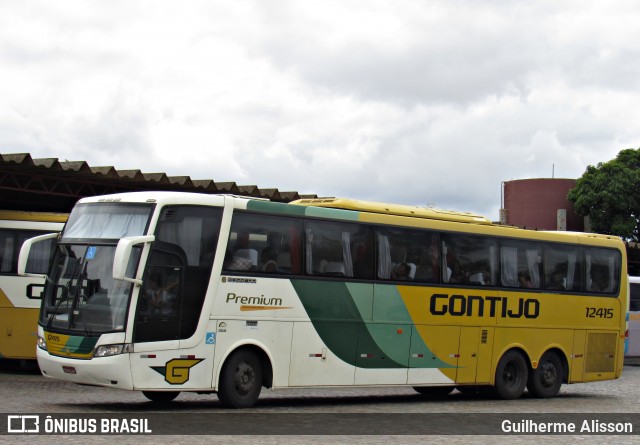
[392,262,414,280]
[261,247,278,273]
[546,269,565,290]
[518,272,533,288]
[142,274,178,316]
[414,246,438,282]
[225,231,258,271]
[445,248,467,283]
[589,265,609,293]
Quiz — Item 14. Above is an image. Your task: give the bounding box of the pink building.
[501,178,584,232]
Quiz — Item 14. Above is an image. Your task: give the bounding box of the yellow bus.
[0,211,66,362]
[20,192,626,406]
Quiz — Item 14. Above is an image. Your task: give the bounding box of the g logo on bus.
[151,358,204,385]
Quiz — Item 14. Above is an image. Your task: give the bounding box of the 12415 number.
[585,307,613,318]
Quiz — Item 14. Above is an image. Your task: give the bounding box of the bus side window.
[500,240,541,289]
[585,248,620,294]
[306,221,373,279]
[0,230,15,272]
[442,234,497,286]
[631,284,640,311]
[225,212,303,275]
[0,229,55,274]
[544,245,585,292]
[378,228,436,283]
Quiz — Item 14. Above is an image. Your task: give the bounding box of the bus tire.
[218,349,263,409]
[494,350,528,400]
[527,351,563,398]
[413,386,455,398]
[142,391,179,403]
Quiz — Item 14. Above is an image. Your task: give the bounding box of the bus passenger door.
[130,244,184,390]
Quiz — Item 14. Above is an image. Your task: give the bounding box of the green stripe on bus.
[370,285,453,368]
[291,280,405,368]
[246,200,308,216]
[303,206,360,221]
[65,336,98,354]
[246,200,360,222]
[291,279,455,369]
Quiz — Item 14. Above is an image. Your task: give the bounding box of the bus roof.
[0,210,68,223]
[290,198,493,225]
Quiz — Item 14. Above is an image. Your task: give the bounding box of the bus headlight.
[37,336,47,351]
[93,344,133,357]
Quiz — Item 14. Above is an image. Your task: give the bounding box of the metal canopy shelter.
[0,153,317,213]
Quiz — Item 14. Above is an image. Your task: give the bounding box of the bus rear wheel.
[494,350,528,400]
[527,352,563,398]
[142,391,179,403]
[217,349,263,409]
[413,386,455,398]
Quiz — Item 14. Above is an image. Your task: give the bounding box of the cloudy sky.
[1,1,639,219]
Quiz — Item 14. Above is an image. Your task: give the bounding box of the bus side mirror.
[18,232,59,278]
[113,235,155,285]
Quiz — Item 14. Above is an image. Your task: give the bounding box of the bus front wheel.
[527,352,563,398]
[217,349,263,409]
[494,350,528,400]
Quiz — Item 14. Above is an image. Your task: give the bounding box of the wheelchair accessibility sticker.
[85,246,96,260]
[206,332,216,345]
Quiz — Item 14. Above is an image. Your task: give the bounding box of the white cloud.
[1,0,640,220]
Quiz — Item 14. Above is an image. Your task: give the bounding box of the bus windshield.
[39,203,153,335]
[63,203,153,240]
[40,243,141,334]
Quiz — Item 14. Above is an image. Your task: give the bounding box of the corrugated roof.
[0,152,318,213]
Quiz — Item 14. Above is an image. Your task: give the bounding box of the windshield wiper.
[68,265,88,331]
[74,299,93,337]
[47,252,83,330]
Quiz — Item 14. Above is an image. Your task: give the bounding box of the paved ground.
[1,360,639,444]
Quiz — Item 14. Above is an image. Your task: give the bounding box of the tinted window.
[135,245,184,343]
[631,283,640,311]
[0,229,56,274]
[377,227,438,282]
[442,234,497,286]
[157,206,222,268]
[305,220,373,279]
[224,212,303,275]
[544,245,584,292]
[585,248,620,294]
[500,240,542,289]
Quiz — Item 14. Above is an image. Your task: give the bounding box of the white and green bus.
[20,192,627,407]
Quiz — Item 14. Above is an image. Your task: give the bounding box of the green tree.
[568,148,640,241]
